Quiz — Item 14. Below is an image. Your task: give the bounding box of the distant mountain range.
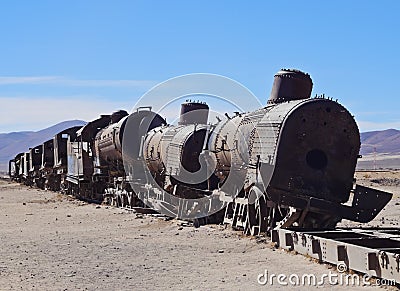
[360,129,400,155]
[0,122,399,172]
[0,120,86,171]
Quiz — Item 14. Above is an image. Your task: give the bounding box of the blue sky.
[0,1,399,133]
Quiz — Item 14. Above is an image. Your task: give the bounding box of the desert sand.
[356,155,400,171]
[0,177,397,290]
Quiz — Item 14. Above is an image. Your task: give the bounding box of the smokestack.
[268,69,313,104]
[179,101,209,125]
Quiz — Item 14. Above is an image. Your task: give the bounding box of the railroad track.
[272,227,400,286]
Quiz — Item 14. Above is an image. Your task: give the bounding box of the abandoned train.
[8,69,392,234]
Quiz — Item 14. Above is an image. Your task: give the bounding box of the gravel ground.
[0,179,393,290]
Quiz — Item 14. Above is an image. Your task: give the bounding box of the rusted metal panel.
[122,108,166,162]
[94,115,128,172]
[53,126,81,171]
[207,114,245,175]
[269,99,360,204]
[8,159,16,178]
[22,152,30,179]
[273,228,400,284]
[29,145,42,173]
[66,141,83,183]
[41,139,54,170]
[19,154,25,176]
[143,126,166,174]
[67,115,112,183]
[159,126,180,168]
[13,152,24,179]
[165,124,208,176]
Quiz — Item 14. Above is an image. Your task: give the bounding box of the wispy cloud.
[354,111,396,116]
[0,76,59,85]
[57,79,157,87]
[357,120,400,132]
[0,76,157,88]
[0,96,134,133]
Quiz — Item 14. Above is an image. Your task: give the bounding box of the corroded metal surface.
[273,227,400,284]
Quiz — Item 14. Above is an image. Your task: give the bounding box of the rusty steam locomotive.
[8,69,392,234]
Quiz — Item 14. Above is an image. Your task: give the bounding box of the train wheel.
[245,187,267,236]
[116,195,122,207]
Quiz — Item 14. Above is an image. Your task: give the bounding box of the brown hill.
[360,129,400,155]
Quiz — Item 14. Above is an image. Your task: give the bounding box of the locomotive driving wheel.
[245,186,267,236]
